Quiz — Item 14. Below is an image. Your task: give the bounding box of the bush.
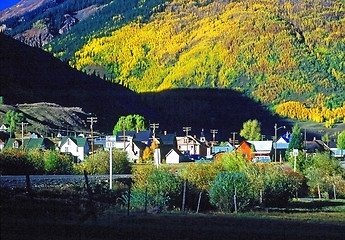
[78,149,131,175]
[261,166,302,207]
[209,171,253,212]
[130,168,182,211]
[44,150,75,174]
[25,148,46,174]
[0,149,39,175]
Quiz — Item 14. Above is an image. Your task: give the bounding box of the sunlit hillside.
[69,0,344,104]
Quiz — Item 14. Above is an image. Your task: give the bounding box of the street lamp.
[274,123,286,162]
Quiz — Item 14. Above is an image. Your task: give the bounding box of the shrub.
[209,171,253,212]
[78,149,131,175]
[25,148,45,174]
[130,168,182,211]
[0,149,37,175]
[44,150,75,174]
[261,166,302,207]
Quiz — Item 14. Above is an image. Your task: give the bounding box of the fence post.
[182,180,187,212]
[127,179,132,216]
[25,174,32,196]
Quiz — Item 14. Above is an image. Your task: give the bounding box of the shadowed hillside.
[0,33,148,132]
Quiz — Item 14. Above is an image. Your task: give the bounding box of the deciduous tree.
[239,119,261,141]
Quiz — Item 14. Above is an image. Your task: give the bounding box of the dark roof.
[134,130,152,142]
[157,133,176,146]
[305,140,328,153]
[132,140,147,150]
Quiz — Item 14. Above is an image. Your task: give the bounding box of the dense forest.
[2,0,345,127]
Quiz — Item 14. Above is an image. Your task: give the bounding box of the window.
[65,147,68,152]
[13,141,19,148]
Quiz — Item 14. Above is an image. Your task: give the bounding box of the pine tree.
[288,123,304,151]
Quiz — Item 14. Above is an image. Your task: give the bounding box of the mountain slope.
[1,33,297,140]
[69,0,345,107]
[3,0,344,113]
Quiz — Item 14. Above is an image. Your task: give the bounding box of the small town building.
[59,137,90,162]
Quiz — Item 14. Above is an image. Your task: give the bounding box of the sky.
[0,0,21,11]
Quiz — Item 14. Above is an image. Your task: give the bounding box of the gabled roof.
[305,140,328,153]
[176,135,203,145]
[157,133,176,145]
[248,141,273,153]
[60,137,88,147]
[132,140,147,150]
[134,130,152,142]
[166,148,184,157]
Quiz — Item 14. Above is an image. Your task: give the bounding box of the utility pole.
[274,123,285,162]
[210,129,218,146]
[150,123,159,138]
[183,127,191,154]
[122,121,126,150]
[87,116,97,156]
[17,122,28,150]
[231,132,238,146]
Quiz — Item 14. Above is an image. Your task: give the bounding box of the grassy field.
[2,186,345,240]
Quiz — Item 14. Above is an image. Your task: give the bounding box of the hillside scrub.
[68,0,345,119]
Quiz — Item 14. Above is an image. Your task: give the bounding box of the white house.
[165,148,187,164]
[59,137,90,161]
[248,140,273,162]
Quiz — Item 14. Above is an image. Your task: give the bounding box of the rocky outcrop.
[14,24,56,47]
[58,14,78,35]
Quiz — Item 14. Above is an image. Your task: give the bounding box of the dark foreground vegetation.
[1,184,345,240]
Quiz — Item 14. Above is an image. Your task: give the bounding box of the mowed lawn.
[2,199,345,240]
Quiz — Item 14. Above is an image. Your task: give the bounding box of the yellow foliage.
[276,101,345,125]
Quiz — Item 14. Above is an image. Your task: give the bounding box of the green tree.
[337,131,345,150]
[305,152,344,199]
[3,110,24,136]
[113,114,147,135]
[288,123,304,151]
[239,119,261,141]
[337,131,345,160]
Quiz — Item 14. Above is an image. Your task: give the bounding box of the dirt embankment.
[0,102,90,137]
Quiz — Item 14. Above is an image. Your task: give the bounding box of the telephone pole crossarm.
[87,116,98,155]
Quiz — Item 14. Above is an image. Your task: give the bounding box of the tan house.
[176,135,208,157]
